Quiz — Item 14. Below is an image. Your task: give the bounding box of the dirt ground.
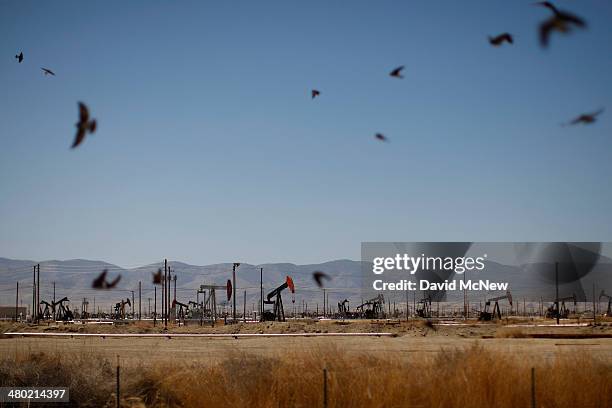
[2,319,611,366]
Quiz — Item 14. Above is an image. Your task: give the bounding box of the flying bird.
[312,271,331,288]
[71,102,97,149]
[152,268,162,284]
[565,109,604,126]
[488,33,513,46]
[389,66,404,78]
[92,269,121,289]
[375,133,388,142]
[536,2,586,47]
[41,68,55,76]
[311,89,320,99]
[15,52,23,63]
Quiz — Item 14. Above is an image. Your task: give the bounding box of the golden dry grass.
[1,343,610,407]
[495,327,528,338]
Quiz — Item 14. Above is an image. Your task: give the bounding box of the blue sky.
[1,0,611,267]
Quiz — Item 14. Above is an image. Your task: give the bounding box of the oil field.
[1,257,611,407]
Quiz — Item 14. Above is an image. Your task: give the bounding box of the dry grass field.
[1,320,611,407]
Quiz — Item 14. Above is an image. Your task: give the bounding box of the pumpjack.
[55,297,74,321]
[356,294,385,319]
[114,298,131,319]
[39,300,54,320]
[262,276,295,322]
[546,294,576,319]
[338,299,350,317]
[188,301,202,318]
[172,299,190,320]
[197,281,232,322]
[416,294,432,318]
[479,291,513,321]
[600,290,612,316]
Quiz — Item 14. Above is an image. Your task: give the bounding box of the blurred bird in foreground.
[565,109,604,126]
[92,269,121,289]
[488,33,513,46]
[15,52,23,63]
[72,102,97,149]
[389,66,404,78]
[375,133,388,142]
[41,68,55,76]
[312,271,331,288]
[311,89,320,99]
[152,268,162,284]
[536,2,586,47]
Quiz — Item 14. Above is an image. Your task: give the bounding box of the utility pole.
[32,265,36,323]
[53,282,56,319]
[243,290,246,322]
[37,264,40,324]
[555,262,560,325]
[173,274,177,303]
[260,267,263,322]
[323,289,326,318]
[463,270,468,319]
[138,281,141,320]
[172,271,180,323]
[154,286,157,327]
[131,291,135,320]
[164,259,167,329]
[232,263,240,323]
[167,269,171,325]
[592,283,597,325]
[15,282,19,322]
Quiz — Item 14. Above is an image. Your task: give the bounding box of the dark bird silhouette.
[71,102,97,149]
[488,33,513,46]
[15,52,23,63]
[375,133,388,142]
[41,68,55,76]
[311,89,320,99]
[312,271,331,288]
[389,66,404,78]
[92,269,121,289]
[152,268,162,284]
[565,109,604,126]
[536,2,586,47]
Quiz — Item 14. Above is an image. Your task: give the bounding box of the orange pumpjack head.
[286,276,295,293]
[227,279,233,301]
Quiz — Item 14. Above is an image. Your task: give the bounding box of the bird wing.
[92,270,108,288]
[569,116,584,125]
[72,128,86,149]
[108,275,121,288]
[560,12,586,27]
[591,108,604,117]
[538,2,559,15]
[504,33,514,43]
[78,102,89,123]
[539,20,554,47]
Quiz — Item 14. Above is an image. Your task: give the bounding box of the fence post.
[116,355,121,408]
[323,367,328,408]
[531,367,536,408]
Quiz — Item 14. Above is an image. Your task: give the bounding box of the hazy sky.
[1,0,611,267]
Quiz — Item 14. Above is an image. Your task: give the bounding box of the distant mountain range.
[1,256,609,314]
[0,257,362,313]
